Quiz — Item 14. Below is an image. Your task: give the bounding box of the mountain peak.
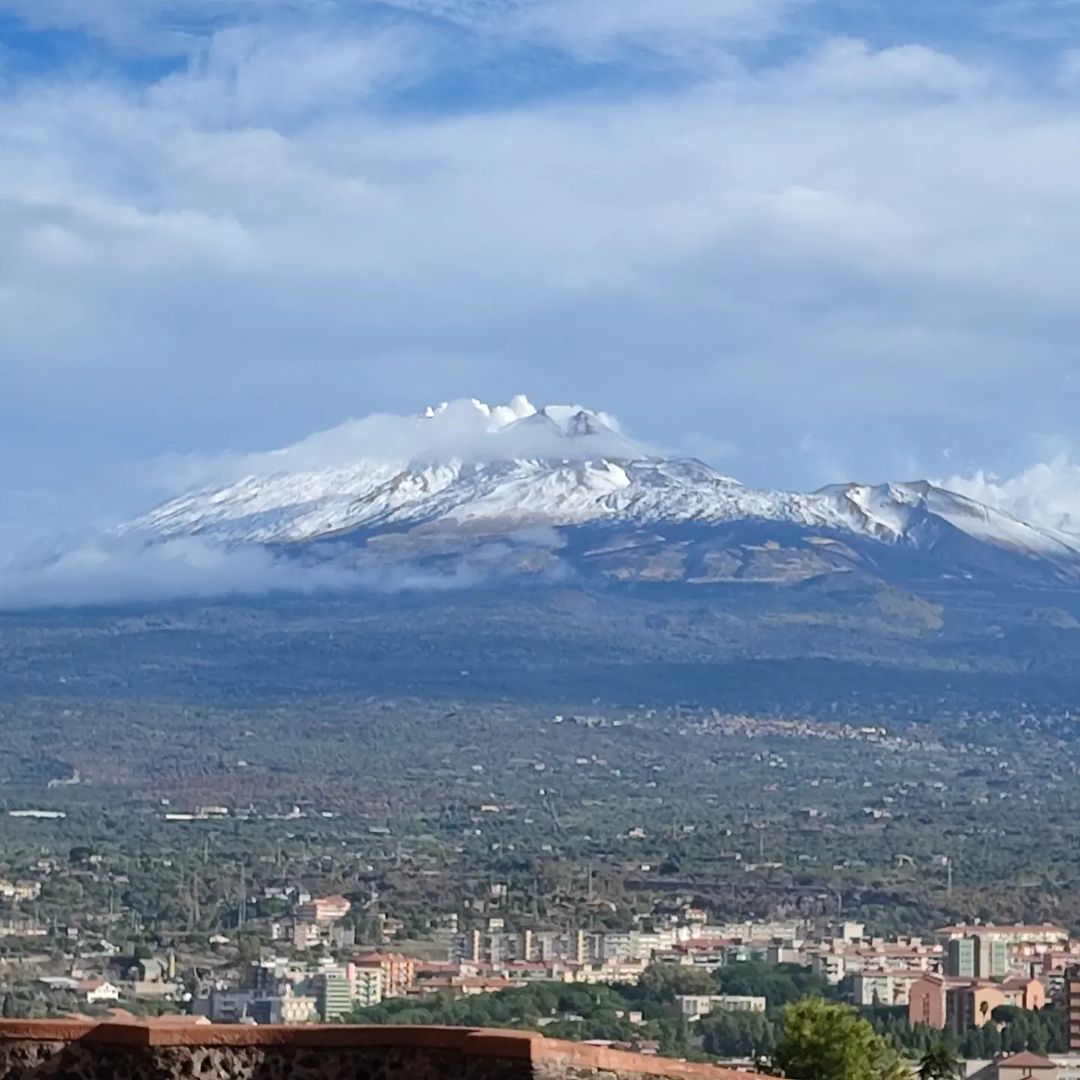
[118,398,1080,577]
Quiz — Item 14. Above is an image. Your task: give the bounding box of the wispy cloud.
[143,396,639,493]
[148,22,429,124]
[0,526,569,611]
[2,0,1080,544]
[298,0,807,62]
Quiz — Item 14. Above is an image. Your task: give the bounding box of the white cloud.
[147,396,640,492]
[2,4,1080,532]
[789,38,989,96]
[148,23,425,124]
[376,0,803,60]
[942,458,1080,537]
[0,526,568,610]
[0,535,329,609]
[510,0,801,60]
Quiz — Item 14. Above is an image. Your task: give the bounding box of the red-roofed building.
[994,1052,1058,1080]
[295,895,351,926]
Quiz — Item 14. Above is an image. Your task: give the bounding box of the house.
[995,1053,1059,1080]
[964,1053,1061,1080]
[295,895,351,926]
[80,979,122,1004]
[0,880,42,902]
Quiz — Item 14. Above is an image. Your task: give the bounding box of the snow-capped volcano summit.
[122,397,1080,581]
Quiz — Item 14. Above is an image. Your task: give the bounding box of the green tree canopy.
[638,963,714,1000]
[918,1042,961,1080]
[773,999,907,1080]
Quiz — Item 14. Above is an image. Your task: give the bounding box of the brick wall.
[0,1021,765,1080]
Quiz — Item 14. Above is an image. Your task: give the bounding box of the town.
[4,866,1080,1080]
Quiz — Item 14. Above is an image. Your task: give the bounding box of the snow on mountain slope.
[122,397,1080,565]
[814,481,1080,559]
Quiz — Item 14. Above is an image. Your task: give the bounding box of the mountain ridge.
[120,398,1080,584]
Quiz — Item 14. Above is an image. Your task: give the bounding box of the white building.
[677,995,768,1021]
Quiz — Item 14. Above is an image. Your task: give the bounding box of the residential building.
[995,1053,1059,1080]
[198,988,258,1023]
[247,991,318,1026]
[292,921,322,950]
[982,937,1010,979]
[947,939,978,979]
[350,966,383,1008]
[1065,967,1080,1051]
[946,935,1016,980]
[295,895,351,927]
[0,879,41,902]
[909,976,947,1030]
[354,953,415,998]
[316,971,353,1022]
[677,995,767,1021]
[947,983,1005,1033]
[964,1052,1060,1080]
[1001,977,1046,1012]
[852,970,924,1007]
[269,993,318,1026]
[81,979,122,1004]
[937,925,1069,949]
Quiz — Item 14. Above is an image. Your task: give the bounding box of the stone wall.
[0,1021,764,1080]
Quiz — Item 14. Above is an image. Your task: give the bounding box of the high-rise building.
[316,971,353,1022]
[982,937,1010,979]
[946,938,977,978]
[1065,967,1080,1050]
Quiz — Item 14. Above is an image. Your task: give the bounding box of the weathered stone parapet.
[0,1021,764,1080]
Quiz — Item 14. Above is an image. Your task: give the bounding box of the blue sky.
[4,0,1080,551]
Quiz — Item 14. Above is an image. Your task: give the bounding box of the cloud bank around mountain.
[0,529,567,611]
[4,0,1080,556]
[943,458,1080,538]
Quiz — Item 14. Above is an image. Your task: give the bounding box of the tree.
[639,963,713,1000]
[701,1010,777,1058]
[918,1042,961,1080]
[773,999,908,1080]
[68,846,93,866]
[718,963,830,1008]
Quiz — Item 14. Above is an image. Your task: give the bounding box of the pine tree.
[773,999,908,1080]
[918,1041,961,1080]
